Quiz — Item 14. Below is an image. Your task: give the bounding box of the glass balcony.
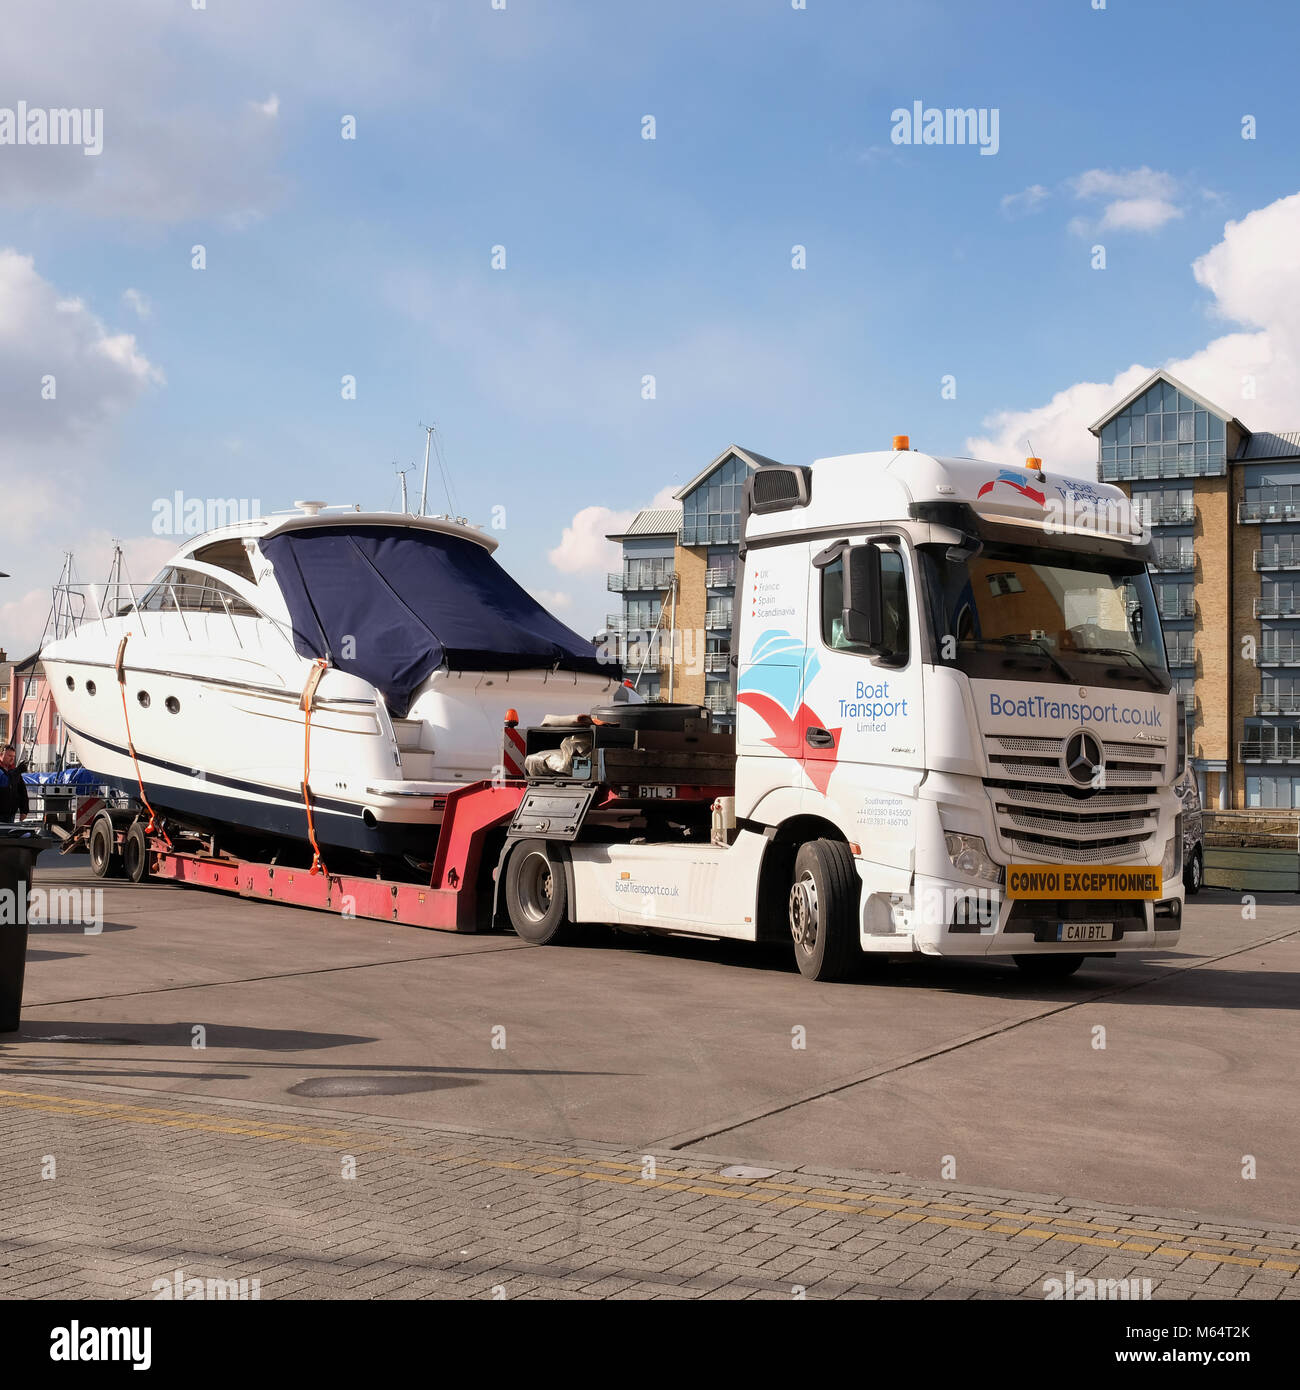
[680,522,740,547]
[1166,642,1196,667]
[1258,641,1300,666]
[1138,502,1195,525]
[704,610,733,630]
[704,652,729,673]
[1254,693,1300,714]
[1150,551,1194,572]
[604,614,626,633]
[1158,595,1196,619]
[704,693,735,715]
[1240,737,1300,762]
[1255,547,1300,571]
[1256,595,1300,618]
[705,567,736,588]
[1239,499,1300,523]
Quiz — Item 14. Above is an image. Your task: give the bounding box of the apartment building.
[1091,368,1300,809]
[605,445,780,727]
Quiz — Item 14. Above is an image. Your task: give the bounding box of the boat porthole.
[65,676,74,690]
[165,696,180,714]
[137,691,151,709]
[86,680,97,696]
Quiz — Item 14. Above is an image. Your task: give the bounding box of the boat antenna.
[430,424,458,517]
[395,463,410,515]
[418,423,435,517]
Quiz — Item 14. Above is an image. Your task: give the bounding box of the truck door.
[802,537,925,853]
[734,539,812,760]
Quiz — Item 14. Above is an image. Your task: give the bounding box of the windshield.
[918,541,1170,689]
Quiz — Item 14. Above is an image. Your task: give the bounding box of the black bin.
[0,828,57,1033]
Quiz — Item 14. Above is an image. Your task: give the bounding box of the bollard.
[0,827,57,1032]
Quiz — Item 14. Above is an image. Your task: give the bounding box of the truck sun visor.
[262,526,611,718]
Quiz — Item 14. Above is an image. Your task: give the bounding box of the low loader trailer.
[70,439,1188,982]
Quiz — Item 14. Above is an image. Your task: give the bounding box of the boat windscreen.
[262,525,612,717]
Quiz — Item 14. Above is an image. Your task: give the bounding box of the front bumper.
[901,872,1183,957]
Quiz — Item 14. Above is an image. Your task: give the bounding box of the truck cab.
[503,442,1185,982]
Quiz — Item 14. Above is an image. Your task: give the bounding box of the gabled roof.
[672,444,784,502]
[605,505,682,543]
[1088,369,1247,437]
[1237,431,1300,461]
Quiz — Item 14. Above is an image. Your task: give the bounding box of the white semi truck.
[501,440,1186,981]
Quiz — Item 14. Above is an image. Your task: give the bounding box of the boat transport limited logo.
[736,631,841,793]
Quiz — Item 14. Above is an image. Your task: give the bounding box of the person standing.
[0,746,29,823]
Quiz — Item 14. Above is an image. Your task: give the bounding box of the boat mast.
[419,425,434,517]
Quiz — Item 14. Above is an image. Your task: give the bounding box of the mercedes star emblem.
[1064,730,1103,788]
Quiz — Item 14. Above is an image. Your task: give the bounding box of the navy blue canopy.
[262,525,611,718]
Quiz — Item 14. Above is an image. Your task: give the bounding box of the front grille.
[984,732,1165,861]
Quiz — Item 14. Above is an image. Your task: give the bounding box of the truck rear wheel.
[504,839,572,945]
[1013,953,1085,980]
[788,839,860,981]
[88,812,120,879]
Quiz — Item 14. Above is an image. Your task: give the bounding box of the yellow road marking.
[2,1088,1296,1276]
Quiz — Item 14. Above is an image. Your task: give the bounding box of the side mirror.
[1129,605,1144,646]
[842,544,885,649]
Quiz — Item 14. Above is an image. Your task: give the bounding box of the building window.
[1246,775,1300,809]
[622,557,674,591]
[22,712,36,743]
[680,454,750,546]
[1098,380,1226,481]
[1243,483,1300,522]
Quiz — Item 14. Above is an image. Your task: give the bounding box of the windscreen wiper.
[1076,645,1165,691]
[966,636,1074,684]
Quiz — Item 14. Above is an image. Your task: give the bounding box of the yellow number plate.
[1007,865,1163,900]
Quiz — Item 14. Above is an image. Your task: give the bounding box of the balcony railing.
[704,610,733,630]
[1259,642,1300,666]
[1138,502,1195,525]
[1166,643,1196,667]
[609,566,674,593]
[1150,551,1194,573]
[1255,595,1300,618]
[604,614,627,634]
[1239,500,1300,523]
[1254,547,1300,571]
[1240,738,1300,763]
[1255,693,1300,714]
[704,693,735,715]
[680,523,740,547]
[1158,596,1196,619]
[704,652,729,673]
[1099,456,1226,483]
[705,567,736,588]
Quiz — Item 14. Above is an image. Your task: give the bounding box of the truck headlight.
[1161,815,1183,882]
[944,832,1002,885]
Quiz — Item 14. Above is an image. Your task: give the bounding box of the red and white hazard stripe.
[502,714,526,778]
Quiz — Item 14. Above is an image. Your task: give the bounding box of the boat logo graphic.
[736,630,841,793]
[977,469,1046,506]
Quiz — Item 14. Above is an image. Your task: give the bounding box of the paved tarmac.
[1,856,1296,1298]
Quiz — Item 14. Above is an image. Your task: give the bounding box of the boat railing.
[51,581,300,652]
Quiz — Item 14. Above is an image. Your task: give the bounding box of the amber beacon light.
[1025,456,1043,471]
[892,434,910,451]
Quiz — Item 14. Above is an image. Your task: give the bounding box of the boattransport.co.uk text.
[988,694,1163,727]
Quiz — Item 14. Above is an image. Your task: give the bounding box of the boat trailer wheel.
[516,851,554,924]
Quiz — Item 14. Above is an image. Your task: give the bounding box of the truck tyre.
[88,812,120,879]
[1013,953,1085,980]
[123,821,150,883]
[505,839,572,945]
[1183,845,1203,895]
[788,839,860,982]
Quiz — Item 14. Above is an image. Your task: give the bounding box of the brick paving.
[1,1078,1297,1300]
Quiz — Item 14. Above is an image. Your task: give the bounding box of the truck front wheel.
[504,839,572,946]
[788,839,860,982]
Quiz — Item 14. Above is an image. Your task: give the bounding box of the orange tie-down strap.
[114,633,171,847]
[299,659,329,876]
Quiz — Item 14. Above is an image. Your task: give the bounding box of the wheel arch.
[753,813,853,944]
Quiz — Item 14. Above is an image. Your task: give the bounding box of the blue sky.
[3,0,1300,648]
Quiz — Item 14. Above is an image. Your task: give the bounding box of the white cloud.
[548,486,677,576]
[966,190,1300,474]
[1001,184,1049,218]
[121,287,150,318]
[1099,197,1183,232]
[252,94,280,118]
[531,588,572,612]
[1068,166,1185,236]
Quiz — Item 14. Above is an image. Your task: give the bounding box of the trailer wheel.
[505,840,572,945]
[788,839,860,981]
[88,812,120,879]
[1013,953,1085,980]
[122,822,150,883]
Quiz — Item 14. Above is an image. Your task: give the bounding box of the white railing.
[51,581,296,653]
[704,694,734,715]
[704,652,729,673]
[1240,500,1300,522]
[704,611,733,630]
[705,568,736,588]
